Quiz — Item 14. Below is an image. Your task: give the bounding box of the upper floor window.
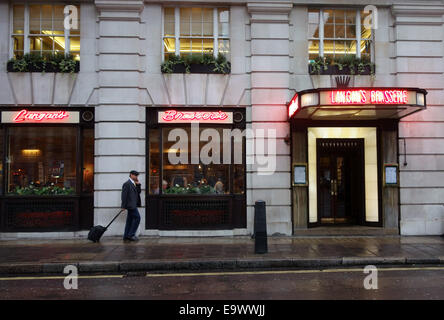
[308,8,373,62]
[163,7,230,60]
[11,4,80,60]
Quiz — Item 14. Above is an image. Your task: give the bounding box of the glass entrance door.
[317,139,365,225]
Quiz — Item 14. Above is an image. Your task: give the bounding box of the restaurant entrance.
[288,87,428,234]
[317,138,365,225]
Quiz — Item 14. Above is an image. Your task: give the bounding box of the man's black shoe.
[126,236,139,242]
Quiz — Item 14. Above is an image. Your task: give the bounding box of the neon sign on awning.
[1,110,80,124]
[158,110,233,124]
[329,89,408,105]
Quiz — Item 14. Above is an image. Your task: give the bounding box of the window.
[82,128,94,193]
[11,4,80,60]
[163,7,230,60]
[308,8,373,62]
[7,127,78,194]
[148,126,245,195]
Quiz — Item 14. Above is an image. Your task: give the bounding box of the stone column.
[392,3,444,235]
[247,2,292,235]
[94,0,146,235]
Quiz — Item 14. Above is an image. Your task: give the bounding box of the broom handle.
[106,209,125,229]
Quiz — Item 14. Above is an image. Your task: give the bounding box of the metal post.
[254,200,268,254]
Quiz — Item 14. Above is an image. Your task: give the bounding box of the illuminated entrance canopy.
[1,109,80,124]
[158,110,233,124]
[288,87,427,120]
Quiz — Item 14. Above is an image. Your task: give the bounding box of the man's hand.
[121,208,127,211]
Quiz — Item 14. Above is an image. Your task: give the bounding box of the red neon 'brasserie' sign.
[160,110,229,122]
[13,109,70,122]
[329,89,408,105]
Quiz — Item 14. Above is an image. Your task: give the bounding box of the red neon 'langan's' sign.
[161,110,229,122]
[330,89,408,105]
[13,109,70,122]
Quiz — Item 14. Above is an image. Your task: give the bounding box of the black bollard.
[254,200,268,254]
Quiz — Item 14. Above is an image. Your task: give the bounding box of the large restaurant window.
[308,8,373,62]
[11,3,80,59]
[149,126,244,195]
[0,108,94,232]
[163,7,230,60]
[8,127,77,194]
[147,109,246,230]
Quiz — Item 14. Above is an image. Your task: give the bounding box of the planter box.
[7,60,80,73]
[162,62,230,74]
[309,64,374,75]
[6,61,14,72]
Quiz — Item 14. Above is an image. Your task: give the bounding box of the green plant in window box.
[161,53,231,74]
[212,53,231,74]
[198,184,216,194]
[59,54,78,74]
[309,56,331,75]
[7,53,79,73]
[310,55,375,76]
[12,184,75,196]
[164,184,188,194]
[161,55,186,73]
[164,184,217,194]
[10,57,27,72]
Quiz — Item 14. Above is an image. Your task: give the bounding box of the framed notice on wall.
[293,163,308,186]
[384,164,399,186]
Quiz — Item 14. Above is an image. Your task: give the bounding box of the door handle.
[331,179,338,196]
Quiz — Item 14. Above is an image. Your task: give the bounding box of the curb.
[0,256,443,276]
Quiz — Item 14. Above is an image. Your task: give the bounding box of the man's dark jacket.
[121,179,141,210]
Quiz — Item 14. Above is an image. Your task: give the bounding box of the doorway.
[316,138,365,225]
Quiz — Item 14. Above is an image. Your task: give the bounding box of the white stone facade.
[0,0,443,237]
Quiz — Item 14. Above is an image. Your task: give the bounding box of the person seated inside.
[214,179,224,194]
[171,175,187,187]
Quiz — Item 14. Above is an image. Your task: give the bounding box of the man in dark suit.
[121,170,142,241]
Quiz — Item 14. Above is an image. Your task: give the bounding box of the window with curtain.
[163,7,230,60]
[308,8,373,62]
[11,3,80,60]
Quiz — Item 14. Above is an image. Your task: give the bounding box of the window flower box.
[309,64,374,76]
[309,55,375,76]
[161,54,231,74]
[7,54,80,73]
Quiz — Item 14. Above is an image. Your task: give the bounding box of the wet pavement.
[0,236,443,272]
[1,266,444,299]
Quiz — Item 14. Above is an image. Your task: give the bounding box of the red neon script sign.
[160,110,231,123]
[330,90,408,105]
[13,110,70,122]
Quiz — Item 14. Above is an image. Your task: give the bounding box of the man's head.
[129,170,139,180]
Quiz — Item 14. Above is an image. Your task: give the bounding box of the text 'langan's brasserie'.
[330,90,408,105]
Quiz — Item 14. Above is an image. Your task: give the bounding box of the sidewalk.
[0,236,444,275]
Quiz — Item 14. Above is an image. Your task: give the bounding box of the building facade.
[0,0,443,238]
